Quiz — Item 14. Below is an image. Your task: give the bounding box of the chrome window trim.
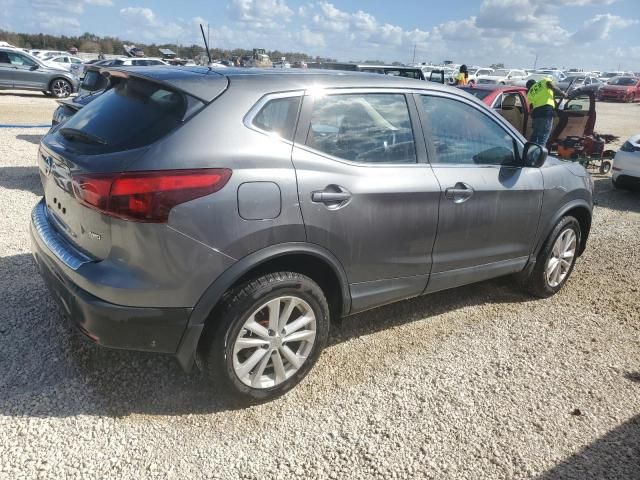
[32,201,94,271]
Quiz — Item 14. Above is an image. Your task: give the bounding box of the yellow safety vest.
[456,72,468,86]
[527,79,555,109]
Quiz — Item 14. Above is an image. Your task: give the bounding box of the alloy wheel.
[545,228,577,288]
[232,296,317,389]
[52,80,71,98]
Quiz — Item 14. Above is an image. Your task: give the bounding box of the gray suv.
[30,67,593,402]
[0,47,78,98]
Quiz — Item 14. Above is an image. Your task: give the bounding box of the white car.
[477,68,527,85]
[612,135,640,190]
[116,57,169,66]
[43,55,83,72]
[468,67,494,84]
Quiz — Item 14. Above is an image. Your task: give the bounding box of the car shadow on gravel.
[0,252,538,418]
[16,134,44,145]
[0,166,42,196]
[0,91,48,98]
[593,176,640,212]
[536,414,640,479]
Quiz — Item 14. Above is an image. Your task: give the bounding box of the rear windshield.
[460,88,493,100]
[57,77,199,153]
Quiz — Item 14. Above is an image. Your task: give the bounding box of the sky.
[1,0,639,71]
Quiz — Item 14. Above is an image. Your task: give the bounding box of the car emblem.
[44,156,54,176]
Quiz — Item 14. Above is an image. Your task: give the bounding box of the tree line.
[0,30,338,63]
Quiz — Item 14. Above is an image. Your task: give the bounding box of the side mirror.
[30,64,39,71]
[523,142,548,168]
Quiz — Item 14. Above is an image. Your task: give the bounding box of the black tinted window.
[80,70,107,91]
[306,93,416,164]
[58,78,197,153]
[421,95,517,166]
[252,96,301,141]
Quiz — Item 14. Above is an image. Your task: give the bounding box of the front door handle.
[311,186,352,208]
[445,182,474,203]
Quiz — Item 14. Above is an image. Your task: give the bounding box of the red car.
[460,84,597,148]
[460,84,532,136]
[598,77,640,102]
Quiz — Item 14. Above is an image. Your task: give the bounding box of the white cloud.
[227,0,293,28]
[85,0,114,5]
[298,28,325,48]
[571,13,638,42]
[120,7,158,26]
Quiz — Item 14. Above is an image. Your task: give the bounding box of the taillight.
[72,169,231,222]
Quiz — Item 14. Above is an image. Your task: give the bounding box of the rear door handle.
[445,182,474,203]
[311,186,352,208]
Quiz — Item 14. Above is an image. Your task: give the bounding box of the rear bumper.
[30,203,191,354]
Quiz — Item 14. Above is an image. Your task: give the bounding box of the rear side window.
[57,77,201,153]
[80,70,107,92]
[252,96,301,141]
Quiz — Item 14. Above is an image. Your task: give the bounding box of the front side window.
[8,53,36,67]
[305,93,416,164]
[0,52,10,64]
[421,95,518,166]
[252,96,301,141]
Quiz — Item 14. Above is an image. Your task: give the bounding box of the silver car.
[30,67,593,402]
[0,47,78,98]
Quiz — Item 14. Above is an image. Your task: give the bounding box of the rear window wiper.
[59,127,108,145]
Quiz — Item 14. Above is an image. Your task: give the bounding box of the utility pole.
[412,44,416,64]
[207,24,210,54]
[533,53,539,70]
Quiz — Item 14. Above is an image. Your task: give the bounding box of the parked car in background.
[612,135,640,189]
[467,67,494,84]
[71,58,103,78]
[31,67,593,402]
[51,65,109,126]
[597,77,640,102]
[272,61,291,69]
[36,50,67,60]
[0,47,78,97]
[309,62,427,80]
[534,70,568,83]
[599,71,624,83]
[43,55,83,72]
[557,74,603,93]
[459,84,532,136]
[478,68,527,85]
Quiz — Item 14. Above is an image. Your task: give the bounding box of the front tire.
[49,78,72,98]
[199,272,330,403]
[522,216,581,298]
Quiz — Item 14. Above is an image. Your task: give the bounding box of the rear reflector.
[72,169,231,222]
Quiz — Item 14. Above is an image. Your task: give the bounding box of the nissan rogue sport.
[31,67,593,402]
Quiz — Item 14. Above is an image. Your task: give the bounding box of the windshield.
[492,69,508,76]
[56,77,197,153]
[459,88,493,100]
[609,77,637,86]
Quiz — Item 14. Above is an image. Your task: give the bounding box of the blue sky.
[1,0,639,70]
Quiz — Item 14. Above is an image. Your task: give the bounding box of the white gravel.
[0,108,639,479]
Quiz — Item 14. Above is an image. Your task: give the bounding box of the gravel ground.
[0,97,639,479]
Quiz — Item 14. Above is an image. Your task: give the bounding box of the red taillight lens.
[72,169,231,222]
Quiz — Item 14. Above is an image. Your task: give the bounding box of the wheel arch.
[47,76,72,94]
[175,242,351,371]
[537,200,592,258]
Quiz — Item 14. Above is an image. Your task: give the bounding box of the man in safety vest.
[455,65,469,86]
[526,78,566,147]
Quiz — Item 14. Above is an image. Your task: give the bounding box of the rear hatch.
[39,67,228,259]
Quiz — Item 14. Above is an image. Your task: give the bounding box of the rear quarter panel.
[134,79,306,260]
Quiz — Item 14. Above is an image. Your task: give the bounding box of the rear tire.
[599,161,611,174]
[521,216,581,298]
[199,272,330,403]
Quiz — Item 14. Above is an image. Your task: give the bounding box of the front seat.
[499,94,524,132]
